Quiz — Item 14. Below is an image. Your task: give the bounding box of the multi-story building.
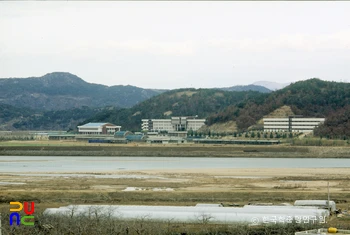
[263,117,325,133]
[141,117,205,133]
[77,122,121,135]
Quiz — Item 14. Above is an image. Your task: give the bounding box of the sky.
[1,2,349,89]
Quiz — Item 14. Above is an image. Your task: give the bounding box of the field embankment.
[0,141,350,157]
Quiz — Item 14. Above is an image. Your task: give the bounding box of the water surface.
[1,156,349,173]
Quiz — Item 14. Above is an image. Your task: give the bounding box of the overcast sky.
[1,2,349,89]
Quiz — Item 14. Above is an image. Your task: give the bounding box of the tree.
[187,130,194,137]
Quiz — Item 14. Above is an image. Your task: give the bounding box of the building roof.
[126,135,143,141]
[79,122,108,127]
[114,131,131,137]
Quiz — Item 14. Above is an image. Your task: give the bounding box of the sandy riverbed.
[1,167,349,208]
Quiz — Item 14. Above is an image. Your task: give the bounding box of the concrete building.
[146,136,186,144]
[142,119,173,132]
[77,122,121,135]
[141,117,205,132]
[263,117,325,133]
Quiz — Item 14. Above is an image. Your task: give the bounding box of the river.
[1,156,350,173]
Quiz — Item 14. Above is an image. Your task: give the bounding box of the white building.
[77,122,121,135]
[141,117,205,132]
[187,119,206,131]
[263,117,325,133]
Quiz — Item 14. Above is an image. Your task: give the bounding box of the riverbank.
[0,140,350,157]
[1,153,349,233]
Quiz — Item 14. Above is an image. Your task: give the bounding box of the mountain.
[85,88,266,131]
[2,73,348,138]
[0,72,279,131]
[252,81,289,91]
[0,72,163,110]
[207,78,350,136]
[219,84,271,93]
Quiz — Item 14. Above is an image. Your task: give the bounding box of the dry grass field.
[1,167,349,204]
[1,168,349,211]
[1,166,350,234]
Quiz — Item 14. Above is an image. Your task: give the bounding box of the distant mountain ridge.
[0,72,163,110]
[0,72,274,111]
[252,81,289,91]
[219,84,271,93]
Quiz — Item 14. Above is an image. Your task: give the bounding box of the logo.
[9,201,35,226]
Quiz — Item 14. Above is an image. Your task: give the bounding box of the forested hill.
[314,105,350,139]
[0,72,163,110]
[0,104,113,131]
[0,103,33,124]
[207,78,350,135]
[85,89,266,131]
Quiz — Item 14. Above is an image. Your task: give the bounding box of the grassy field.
[0,140,350,157]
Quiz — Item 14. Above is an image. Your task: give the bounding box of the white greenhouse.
[43,204,329,224]
[294,200,336,212]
